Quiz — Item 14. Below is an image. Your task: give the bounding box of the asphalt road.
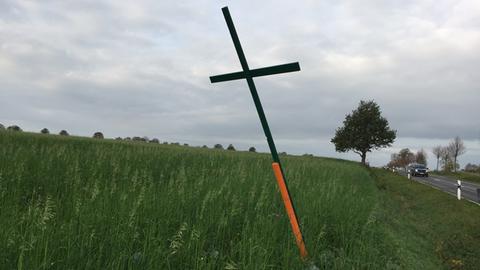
[398,171,480,204]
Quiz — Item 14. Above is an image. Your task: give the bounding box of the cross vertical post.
[209,6,308,260]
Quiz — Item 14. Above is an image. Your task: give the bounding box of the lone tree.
[93,132,104,139]
[59,130,69,136]
[331,100,396,164]
[214,144,223,150]
[248,146,256,152]
[432,145,442,171]
[227,144,236,151]
[41,128,50,134]
[150,138,159,143]
[448,136,466,172]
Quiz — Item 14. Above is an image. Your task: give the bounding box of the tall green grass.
[0,132,396,269]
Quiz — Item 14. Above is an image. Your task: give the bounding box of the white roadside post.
[407,172,411,180]
[457,180,462,200]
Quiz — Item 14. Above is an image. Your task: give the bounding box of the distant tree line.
[0,123,262,153]
[464,163,480,173]
[388,136,467,173]
[0,125,23,132]
[388,148,427,169]
[431,136,466,172]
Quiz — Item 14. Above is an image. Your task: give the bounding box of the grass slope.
[2,131,479,269]
[0,132,395,269]
[373,169,480,270]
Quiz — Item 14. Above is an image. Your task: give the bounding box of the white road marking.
[410,177,480,206]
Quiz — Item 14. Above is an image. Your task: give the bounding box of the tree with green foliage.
[41,128,50,134]
[7,125,22,132]
[214,144,223,150]
[227,144,236,151]
[93,132,104,139]
[59,130,69,136]
[248,147,256,152]
[331,100,396,164]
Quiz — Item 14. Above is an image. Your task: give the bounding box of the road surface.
[398,171,480,204]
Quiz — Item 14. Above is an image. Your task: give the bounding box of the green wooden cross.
[209,6,308,259]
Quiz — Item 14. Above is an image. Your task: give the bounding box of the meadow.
[0,131,396,269]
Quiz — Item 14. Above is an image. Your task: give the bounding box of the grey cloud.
[1,0,479,167]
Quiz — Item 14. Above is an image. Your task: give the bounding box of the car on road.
[407,163,429,177]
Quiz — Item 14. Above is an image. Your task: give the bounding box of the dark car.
[408,163,429,177]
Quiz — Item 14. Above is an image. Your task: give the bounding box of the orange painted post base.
[271,162,308,260]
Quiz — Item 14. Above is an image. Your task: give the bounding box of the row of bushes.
[0,123,259,152]
[0,124,95,138]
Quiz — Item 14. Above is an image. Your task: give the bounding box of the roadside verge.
[371,169,480,270]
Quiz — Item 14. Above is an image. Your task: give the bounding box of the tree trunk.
[361,152,367,165]
[454,156,457,172]
[436,158,439,171]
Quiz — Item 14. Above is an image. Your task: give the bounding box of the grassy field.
[1,131,479,269]
[0,131,395,269]
[432,171,480,185]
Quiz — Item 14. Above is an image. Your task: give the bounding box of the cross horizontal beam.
[210,62,300,83]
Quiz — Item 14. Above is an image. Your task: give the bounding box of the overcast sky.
[1,0,479,167]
